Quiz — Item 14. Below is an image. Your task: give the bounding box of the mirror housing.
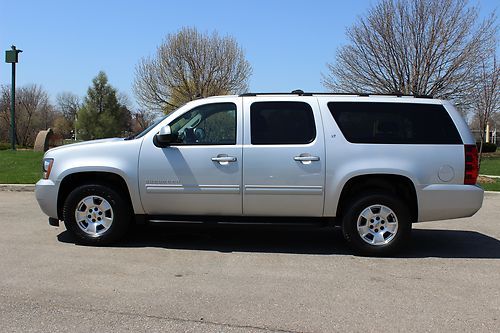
[153,125,178,147]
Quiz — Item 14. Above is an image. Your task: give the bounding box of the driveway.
[0,191,499,332]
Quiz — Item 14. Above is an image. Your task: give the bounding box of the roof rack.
[239,90,433,99]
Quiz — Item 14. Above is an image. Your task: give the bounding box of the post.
[74,114,78,141]
[5,45,22,150]
[10,62,16,150]
[485,123,490,143]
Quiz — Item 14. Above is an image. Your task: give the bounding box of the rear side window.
[328,102,462,144]
[251,102,316,144]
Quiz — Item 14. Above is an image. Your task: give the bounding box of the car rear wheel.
[63,184,130,245]
[342,192,412,256]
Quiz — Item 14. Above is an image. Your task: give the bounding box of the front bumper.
[417,184,484,222]
[35,179,59,219]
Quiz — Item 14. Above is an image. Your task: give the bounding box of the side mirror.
[153,125,178,148]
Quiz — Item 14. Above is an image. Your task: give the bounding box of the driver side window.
[169,103,237,145]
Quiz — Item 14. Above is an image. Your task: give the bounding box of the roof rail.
[239,91,312,97]
[239,90,433,99]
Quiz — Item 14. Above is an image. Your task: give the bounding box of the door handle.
[211,155,237,165]
[294,155,320,162]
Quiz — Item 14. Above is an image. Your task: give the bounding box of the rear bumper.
[417,184,484,222]
[35,179,59,219]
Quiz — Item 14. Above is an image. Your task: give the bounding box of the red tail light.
[464,145,478,185]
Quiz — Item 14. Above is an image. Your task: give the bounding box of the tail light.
[464,145,478,185]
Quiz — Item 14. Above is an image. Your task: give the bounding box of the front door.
[138,100,243,216]
[242,98,326,216]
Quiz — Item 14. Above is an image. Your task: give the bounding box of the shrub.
[0,143,31,150]
[476,142,497,153]
[0,142,11,150]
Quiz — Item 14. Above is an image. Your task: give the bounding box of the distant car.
[35,91,483,255]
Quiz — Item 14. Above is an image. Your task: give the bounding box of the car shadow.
[57,224,500,259]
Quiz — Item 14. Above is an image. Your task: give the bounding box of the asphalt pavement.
[0,191,499,332]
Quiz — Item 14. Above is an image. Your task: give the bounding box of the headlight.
[42,158,54,179]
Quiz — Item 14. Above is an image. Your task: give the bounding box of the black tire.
[342,192,412,256]
[63,184,131,245]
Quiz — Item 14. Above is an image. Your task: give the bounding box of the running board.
[144,215,334,227]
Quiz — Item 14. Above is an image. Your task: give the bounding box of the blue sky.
[0,0,498,108]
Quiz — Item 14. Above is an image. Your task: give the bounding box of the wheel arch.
[335,174,418,223]
[57,171,133,221]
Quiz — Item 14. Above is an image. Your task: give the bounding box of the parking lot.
[0,191,499,332]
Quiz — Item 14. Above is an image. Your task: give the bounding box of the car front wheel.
[63,184,131,245]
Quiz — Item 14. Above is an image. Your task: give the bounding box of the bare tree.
[0,86,11,143]
[52,115,73,138]
[17,85,54,146]
[0,84,55,147]
[55,92,80,139]
[56,92,81,122]
[322,0,497,101]
[134,27,252,113]
[470,55,499,164]
[131,108,160,132]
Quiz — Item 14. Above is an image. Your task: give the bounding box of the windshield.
[125,115,167,140]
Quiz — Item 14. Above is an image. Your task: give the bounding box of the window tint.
[251,102,316,144]
[169,103,236,145]
[328,102,462,144]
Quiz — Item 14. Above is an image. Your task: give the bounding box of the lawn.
[478,177,500,191]
[478,150,500,190]
[479,150,500,176]
[0,150,44,184]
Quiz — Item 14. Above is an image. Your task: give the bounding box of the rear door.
[242,97,326,216]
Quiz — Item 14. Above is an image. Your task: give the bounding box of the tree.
[131,108,160,133]
[54,92,81,139]
[470,55,499,164]
[76,71,131,140]
[56,92,81,122]
[134,27,252,113]
[0,84,55,146]
[0,86,10,143]
[322,0,497,101]
[52,115,73,138]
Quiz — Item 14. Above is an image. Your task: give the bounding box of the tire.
[63,184,131,245]
[342,192,412,256]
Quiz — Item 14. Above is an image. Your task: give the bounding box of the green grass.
[0,142,28,151]
[476,150,500,191]
[479,150,500,176]
[478,178,500,191]
[0,150,44,184]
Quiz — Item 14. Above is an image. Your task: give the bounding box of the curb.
[0,184,36,192]
[480,174,500,179]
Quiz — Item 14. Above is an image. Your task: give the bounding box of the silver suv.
[35,92,484,255]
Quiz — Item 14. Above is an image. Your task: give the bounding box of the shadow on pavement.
[57,224,500,259]
[404,228,500,259]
